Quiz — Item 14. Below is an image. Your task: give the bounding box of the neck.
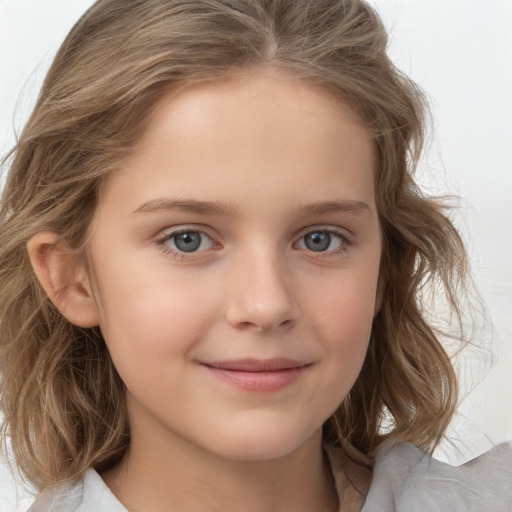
[102,426,339,512]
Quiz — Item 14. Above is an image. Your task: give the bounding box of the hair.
[0,0,469,492]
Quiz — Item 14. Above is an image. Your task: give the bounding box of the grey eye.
[297,230,345,253]
[159,229,215,256]
[303,231,332,252]
[173,231,204,252]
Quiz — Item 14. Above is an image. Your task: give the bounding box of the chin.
[203,423,319,462]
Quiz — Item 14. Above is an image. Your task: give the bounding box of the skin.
[29,67,382,512]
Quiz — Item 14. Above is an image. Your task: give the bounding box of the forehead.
[100,68,375,216]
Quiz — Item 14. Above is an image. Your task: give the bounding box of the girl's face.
[88,68,382,461]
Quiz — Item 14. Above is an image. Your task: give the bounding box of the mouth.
[200,358,311,392]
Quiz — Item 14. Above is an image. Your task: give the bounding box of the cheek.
[306,267,378,368]
[320,300,373,369]
[94,257,221,365]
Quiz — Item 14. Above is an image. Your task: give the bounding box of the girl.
[1,1,511,511]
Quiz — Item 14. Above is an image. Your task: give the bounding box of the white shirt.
[28,440,512,512]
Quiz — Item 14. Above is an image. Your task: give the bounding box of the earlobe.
[27,231,100,328]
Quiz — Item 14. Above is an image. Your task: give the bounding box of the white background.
[1,1,511,510]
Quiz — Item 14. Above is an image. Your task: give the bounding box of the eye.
[159,229,214,254]
[296,230,346,253]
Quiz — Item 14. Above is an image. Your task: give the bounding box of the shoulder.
[362,439,512,512]
[27,470,127,512]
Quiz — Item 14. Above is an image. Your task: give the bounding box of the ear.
[27,231,100,328]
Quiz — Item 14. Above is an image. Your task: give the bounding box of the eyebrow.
[133,199,240,216]
[297,200,371,216]
[132,198,371,217]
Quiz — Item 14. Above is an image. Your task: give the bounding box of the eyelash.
[155,226,353,260]
[294,228,352,259]
[156,227,217,260]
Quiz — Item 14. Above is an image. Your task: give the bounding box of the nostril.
[234,318,294,332]
[279,319,294,329]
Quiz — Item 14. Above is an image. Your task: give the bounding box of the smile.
[201,358,311,393]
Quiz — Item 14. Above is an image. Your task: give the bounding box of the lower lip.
[203,365,309,393]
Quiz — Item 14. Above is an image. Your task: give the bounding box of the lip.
[201,358,311,393]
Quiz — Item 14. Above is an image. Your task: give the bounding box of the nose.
[225,249,299,333]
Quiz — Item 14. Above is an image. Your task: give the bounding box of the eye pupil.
[305,232,331,252]
[174,232,201,252]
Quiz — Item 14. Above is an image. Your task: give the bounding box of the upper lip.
[201,358,310,372]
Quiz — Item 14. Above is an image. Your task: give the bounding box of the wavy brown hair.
[1,0,468,491]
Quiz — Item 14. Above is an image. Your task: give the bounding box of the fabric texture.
[28,440,512,512]
[362,441,512,512]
